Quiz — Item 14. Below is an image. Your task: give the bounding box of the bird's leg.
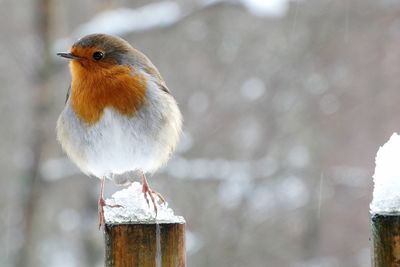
[98,177,106,230]
[98,177,123,230]
[141,173,166,216]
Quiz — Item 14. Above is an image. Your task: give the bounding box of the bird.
[56,33,182,228]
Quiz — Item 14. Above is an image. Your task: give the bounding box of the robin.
[56,33,182,228]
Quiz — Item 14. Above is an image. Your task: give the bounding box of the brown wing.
[142,64,170,94]
[130,47,171,94]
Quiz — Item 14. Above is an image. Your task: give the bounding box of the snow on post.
[104,182,186,267]
[370,133,400,267]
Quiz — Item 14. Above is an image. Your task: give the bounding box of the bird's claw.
[98,197,123,230]
[98,197,106,230]
[142,184,165,216]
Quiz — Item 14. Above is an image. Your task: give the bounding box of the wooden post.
[371,213,400,266]
[104,222,186,267]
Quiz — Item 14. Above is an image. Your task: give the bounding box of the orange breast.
[69,61,147,125]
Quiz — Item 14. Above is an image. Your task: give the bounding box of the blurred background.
[1,0,399,266]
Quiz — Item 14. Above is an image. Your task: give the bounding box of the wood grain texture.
[160,223,186,267]
[105,223,186,267]
[371,213,400,267]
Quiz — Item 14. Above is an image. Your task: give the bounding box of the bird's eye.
[92,51,104,61]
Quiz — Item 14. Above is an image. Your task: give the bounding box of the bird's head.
[56,34,149,124]
[57,33,136,72]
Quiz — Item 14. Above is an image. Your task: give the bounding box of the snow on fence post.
[370,133,400,266]
[103,182,186,267]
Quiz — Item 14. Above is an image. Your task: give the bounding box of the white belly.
[56,84,182,179]
[79,108,164,176]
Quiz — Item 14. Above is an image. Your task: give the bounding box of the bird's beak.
[56,52,79,60]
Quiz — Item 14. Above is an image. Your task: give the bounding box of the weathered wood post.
[371,213,400,266]
[103,182,186,267]
[104,222,186,267]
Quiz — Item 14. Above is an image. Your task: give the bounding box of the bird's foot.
[142,182,165,216]
[98,197,106,230]
[98,197,123,230]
